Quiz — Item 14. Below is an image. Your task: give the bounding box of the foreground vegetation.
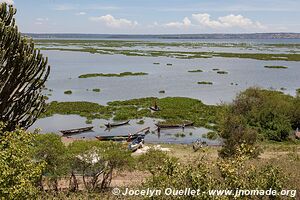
[1,125,299,199]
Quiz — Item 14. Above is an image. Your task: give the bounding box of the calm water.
[42,50,299,105]
[31,39,300,144]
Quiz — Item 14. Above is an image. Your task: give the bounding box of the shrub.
[0,123,44,199]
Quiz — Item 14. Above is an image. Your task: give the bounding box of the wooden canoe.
[96,127,150,142]
[105,120,130,128]
[60,126,93,135]
[155,122,194,129]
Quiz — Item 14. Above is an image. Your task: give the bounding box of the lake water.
[30,38,300,144]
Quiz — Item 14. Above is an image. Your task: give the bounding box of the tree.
[0,122,45,199]
[32,134,68,191]
[0,3,50,131]
[67,140,132,192]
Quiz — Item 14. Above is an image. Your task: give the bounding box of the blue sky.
[2,0,300,34]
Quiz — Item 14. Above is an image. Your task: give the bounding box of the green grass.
[198,81,213,85]
[78,72,148,78]
[174,132,186,138]
[188,69,203,73]
[64,90,72,95]
[92,88,101,92]
[264,65,288,69]
[136,120,145,125]
[41,97,221,129]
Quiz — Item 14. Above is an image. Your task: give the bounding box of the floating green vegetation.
[64,90,72,95]
[206,131,218,140]
[159,90,166,94]
[217,71,228,74]
[78,72,148,78]
[153,62,160,65]
[41,101,112,120]
[175,132,186,138]
[136,120,145,125]
[36,39,300,61]
[92,88,101,92]
[198,81,213,85]
[264,65,288,69]
[212,68,220,71]
[41,97,220,130]
[85,119,93,124]
[188,69,203,73]
[166,63,173,66]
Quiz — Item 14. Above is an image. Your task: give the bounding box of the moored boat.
[104,120,130,128]
[60,126,94,135]
[96,127,150,142]
[128,135,145,152]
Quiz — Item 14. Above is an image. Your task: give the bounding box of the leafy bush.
[143,148,286,200]
[0,123,44,199]
[138,149,175,175]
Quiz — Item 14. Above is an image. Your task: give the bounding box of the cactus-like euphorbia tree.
[0,3,50,131]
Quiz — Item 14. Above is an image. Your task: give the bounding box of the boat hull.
[60,126,94,135]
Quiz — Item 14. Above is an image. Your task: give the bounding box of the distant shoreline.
[24,33,300,40]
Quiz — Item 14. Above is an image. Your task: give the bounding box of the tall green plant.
[0,3,50,131]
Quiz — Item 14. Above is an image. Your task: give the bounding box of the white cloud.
[76,12,86,16]
[192,13,265,29]
[0,0,14,5]
[89,14,138,28]
[165,17,192,28]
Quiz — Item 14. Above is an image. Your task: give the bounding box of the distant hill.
[24,33,300,39]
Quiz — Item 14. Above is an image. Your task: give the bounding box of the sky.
[1,0,300,34]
